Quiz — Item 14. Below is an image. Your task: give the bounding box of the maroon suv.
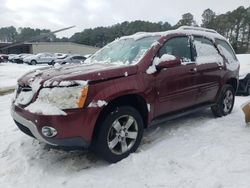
[11,26,239,163]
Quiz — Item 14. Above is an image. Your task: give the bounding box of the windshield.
[88,36,160,65]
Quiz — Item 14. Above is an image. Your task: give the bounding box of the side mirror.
[156,58,181,69]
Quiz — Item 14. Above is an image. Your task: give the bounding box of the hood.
[18,62,137,87]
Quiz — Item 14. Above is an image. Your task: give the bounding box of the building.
[0,42,99,55]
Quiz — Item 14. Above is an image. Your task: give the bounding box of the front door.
[154,36,199,118]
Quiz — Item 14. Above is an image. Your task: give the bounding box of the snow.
[146,54,176,74]
[0,63,46,91]
[58,81,74,87]
[124,72,128,77]
[236,54,250,79]
[88,100,108,108]
[1,93,250,187]
[194,40,223,65]
[120,27,226,43]
[43,80,88,87]
[147,103,150,112]
[25,86,85,111]
[25,101,67,116]
[218,45,239,71]
[15,90,33,106]
[151,41,161,48]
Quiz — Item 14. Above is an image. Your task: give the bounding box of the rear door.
[154,36,199,117]
[192,36,225,104]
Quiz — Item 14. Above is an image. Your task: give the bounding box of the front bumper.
[11,104,101,148]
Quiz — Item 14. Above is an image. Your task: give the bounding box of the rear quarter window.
[216,39,239,71]
[216,39,237,62]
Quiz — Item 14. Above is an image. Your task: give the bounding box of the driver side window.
[158,36,192,64]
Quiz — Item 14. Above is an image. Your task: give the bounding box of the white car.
[23,53,57,65]
[236,54,250,95]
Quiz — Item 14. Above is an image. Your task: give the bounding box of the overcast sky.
[0,0,249,38]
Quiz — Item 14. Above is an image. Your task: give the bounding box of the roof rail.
[178,26,217,34]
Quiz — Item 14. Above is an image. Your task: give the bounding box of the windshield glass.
[88,36,160,65]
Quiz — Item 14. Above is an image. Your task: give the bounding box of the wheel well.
[226,78,238,92]
[92,94,149,141]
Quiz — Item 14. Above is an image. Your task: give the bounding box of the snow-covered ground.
[236,54,250,79]
[1,63,250,187]
[0,63,46,91]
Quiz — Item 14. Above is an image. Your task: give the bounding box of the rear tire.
[211,84,235,117]
[92,106,144,163]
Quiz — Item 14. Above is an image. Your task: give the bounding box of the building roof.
[24,42,100,50]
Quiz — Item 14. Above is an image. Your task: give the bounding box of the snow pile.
[121,32,160,41]
[34,70,43,76]
[54,63,62,69]
[15,91,33,106]
[146,54,176,74]
[120,27,226,45]
[24,85,87,115]
[25,101,66,116]
[236,54,250,79]
[88,100,108,108]
[29,77,43,93]
[2,94,250,187]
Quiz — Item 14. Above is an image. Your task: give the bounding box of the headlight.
[35,85,88,109]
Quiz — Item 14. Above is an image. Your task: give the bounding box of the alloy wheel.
[107,115,138,155]
[223,90,234,113]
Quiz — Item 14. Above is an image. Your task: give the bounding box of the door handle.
[189,67,197,74]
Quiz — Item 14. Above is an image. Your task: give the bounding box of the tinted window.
[158,37,192,63]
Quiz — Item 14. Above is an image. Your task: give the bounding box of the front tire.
[211,84,235,117]
[92,106,144,163]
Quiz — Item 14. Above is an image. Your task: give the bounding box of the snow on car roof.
[120,26,226,42]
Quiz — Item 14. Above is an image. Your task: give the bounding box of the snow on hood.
[236,54,250,79]
[18,62,137,88]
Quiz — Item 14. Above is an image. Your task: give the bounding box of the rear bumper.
[11,104,101,148]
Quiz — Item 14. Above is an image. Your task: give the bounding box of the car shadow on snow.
[21,108,214,172]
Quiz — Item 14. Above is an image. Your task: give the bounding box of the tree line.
[0,6,249,53]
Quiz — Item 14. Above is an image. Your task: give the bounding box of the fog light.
[41,126,57,138]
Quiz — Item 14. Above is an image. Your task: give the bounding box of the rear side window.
[216,39,237,61]
[158,37,192,63]
[194,37,223,65]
